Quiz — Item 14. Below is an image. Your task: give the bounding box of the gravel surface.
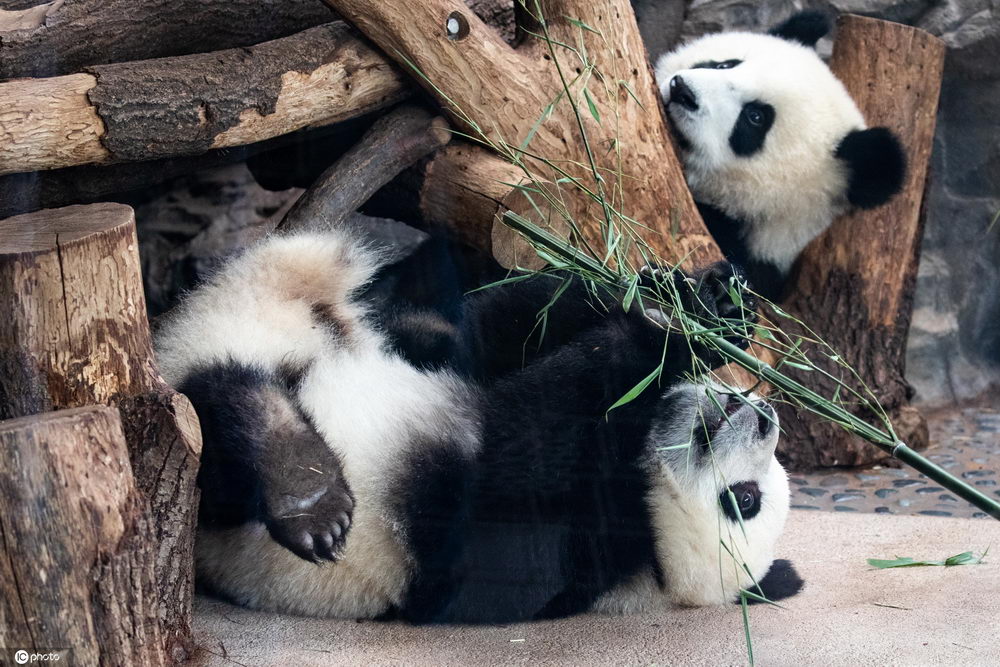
[791,402,999,519]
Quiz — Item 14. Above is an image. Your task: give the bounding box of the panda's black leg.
[473,261,756,501]
[179,362,354,563]
[474,312,672,502]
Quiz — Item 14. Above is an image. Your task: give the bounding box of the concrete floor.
[192,511,1000,666]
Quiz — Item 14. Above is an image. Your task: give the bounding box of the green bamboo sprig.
[502,210,1000,521]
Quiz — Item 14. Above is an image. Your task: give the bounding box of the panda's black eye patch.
[721,481,762,522]
[730,101,775,156]
[691,59,743,70]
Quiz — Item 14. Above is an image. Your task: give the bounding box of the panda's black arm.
[179,361,354,563]
[697,202,787,302]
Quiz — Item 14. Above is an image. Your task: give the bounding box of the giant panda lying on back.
[655,11,907,301]
[156,226,802,624]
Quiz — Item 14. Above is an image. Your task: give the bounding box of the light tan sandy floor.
[192,511,1000,666]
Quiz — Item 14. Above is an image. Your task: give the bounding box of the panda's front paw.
[638,261,757,338]
[689,261,758,327]
[264,482,354,563]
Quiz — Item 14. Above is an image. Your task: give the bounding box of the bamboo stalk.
[501,210,1000,521]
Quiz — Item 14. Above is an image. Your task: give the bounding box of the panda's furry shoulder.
[156,227,802,624]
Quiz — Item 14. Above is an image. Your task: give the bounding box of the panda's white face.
[645,382,790,606]
[655,32,866,272]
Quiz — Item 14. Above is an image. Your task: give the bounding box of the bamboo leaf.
[657,442,692,451]
[565,16,601,35]
[583,88,601,125]
[726,489,749,540]
[739,592,755,667]
[783,361,813,371]
[867,548,988,569]
[607,365,661,413]
[618,80,646,110]
[622,275,639,312]
[727,281,744,309]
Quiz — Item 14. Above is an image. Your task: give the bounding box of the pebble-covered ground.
[791,402,999,519]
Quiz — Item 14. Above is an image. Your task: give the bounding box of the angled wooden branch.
[323,0,719,268]
[776,16,945,468]
[280,105,451,234]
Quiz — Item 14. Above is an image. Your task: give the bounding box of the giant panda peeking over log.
[655,11,907,301]
[155,223,802,624]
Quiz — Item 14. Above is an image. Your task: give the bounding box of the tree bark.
[0,0,334,79]
[280,105,451,234]
[0,203,201,661]
[323,0,720,269]
[0,23,409,176]
[0,0,515,79]
[0,406,168,666]
[775,16,944,469]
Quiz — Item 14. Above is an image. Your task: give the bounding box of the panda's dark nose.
[755,400,775,438]
[669,75,699,111]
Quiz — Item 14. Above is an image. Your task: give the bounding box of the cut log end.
[0,201,133,252]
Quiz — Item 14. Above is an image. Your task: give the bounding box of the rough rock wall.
[635,0,1000,406]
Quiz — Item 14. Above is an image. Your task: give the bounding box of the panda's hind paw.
[265,486,354,563]
[258,415,355,563]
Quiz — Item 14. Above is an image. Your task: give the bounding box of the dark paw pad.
[265,485,354,563]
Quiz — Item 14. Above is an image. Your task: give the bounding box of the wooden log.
[419,143,526,257]
[324,0,720,269]
[0,203,201,661]
[0,23,409,176]
[0,114,381,221]
[0,0,516,80]
[0,0,334,79]
[775,16,944,469]
[280,105,451,233]
[0,406,168,666]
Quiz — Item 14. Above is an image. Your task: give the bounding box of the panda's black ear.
[768,11,831,48]
[836,127,907,209]
[744,559,804,604]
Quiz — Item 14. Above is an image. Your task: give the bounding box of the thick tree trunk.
[775,16,945,469]
[0,406,169,666]
[0,203,201,661]
[0,0,515,79]
[323,0,720,269]
[0,23,409,176]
